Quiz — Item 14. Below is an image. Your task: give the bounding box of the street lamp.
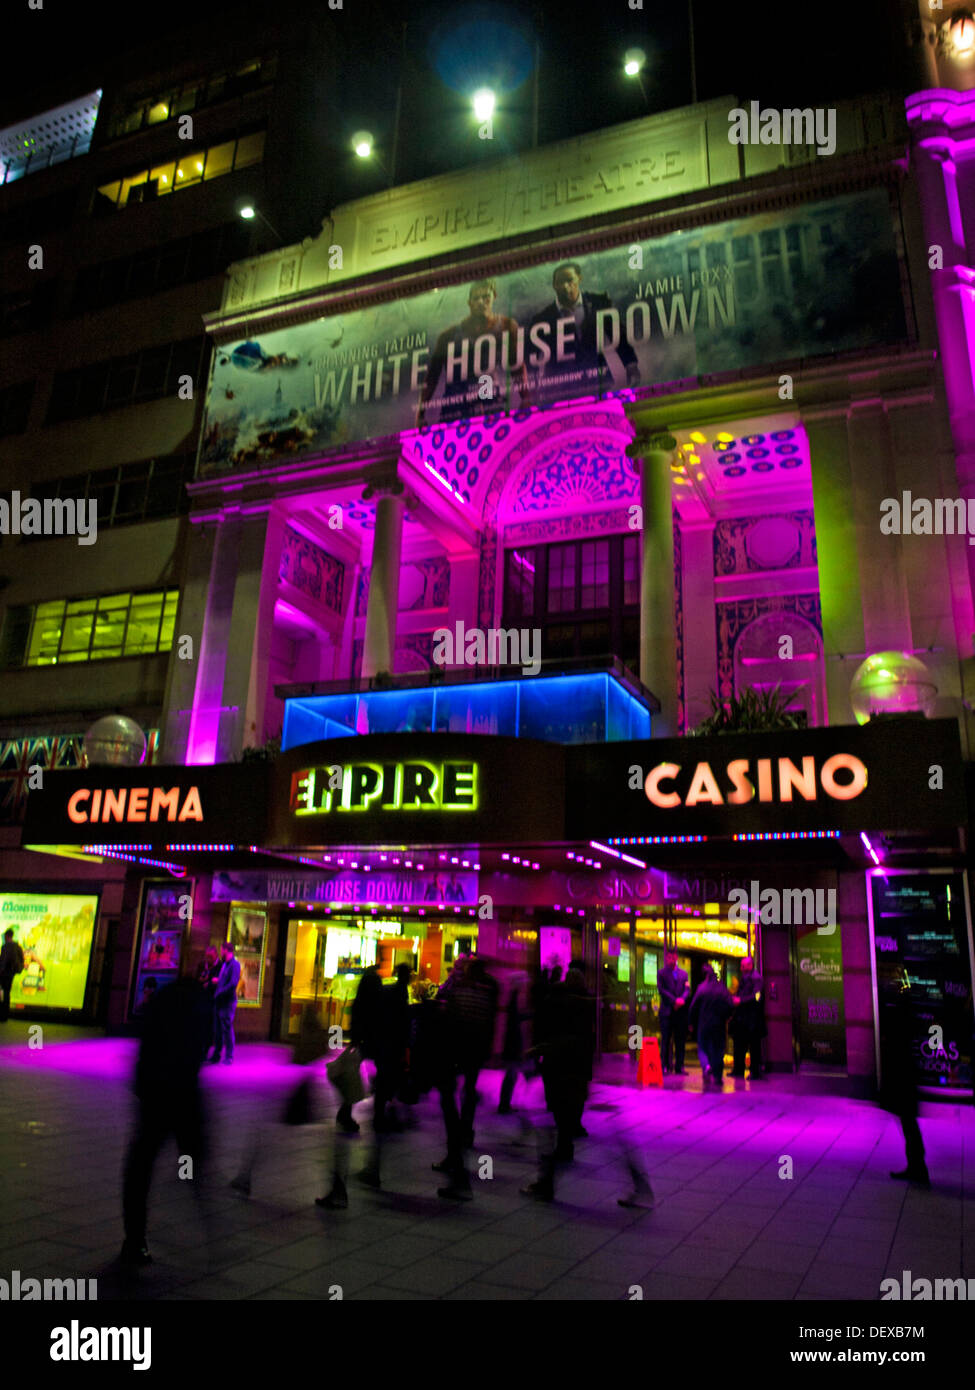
[351,130,392,184]
[472,88,496,122]
[623,48,649,107]
[238,203,283,242]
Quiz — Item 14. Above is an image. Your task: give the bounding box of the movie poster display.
[200,189,905,475]
[131,883,190,1018]
[228,904,269,1007]
[869,871,974,1093]
[0,892,98,1011]
[795,921,846,1067]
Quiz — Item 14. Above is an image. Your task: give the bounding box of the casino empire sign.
[291,760,478,815]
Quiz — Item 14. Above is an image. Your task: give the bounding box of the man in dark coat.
[689,965,734,1086]
[879,978,930,1187]
[0,928,25,1021]
[209,941,241,1064]
[522,964,596,1199]
[730,956,767,1079]
[121,976,212,1264]
[433,955,499,1200]
[657,949,690,1074]
[528,261,639,386]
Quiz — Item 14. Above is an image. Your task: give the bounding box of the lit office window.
[23,590,179,666]
[97,130,266,208]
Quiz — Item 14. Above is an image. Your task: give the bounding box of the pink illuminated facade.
[9,79,975,1093]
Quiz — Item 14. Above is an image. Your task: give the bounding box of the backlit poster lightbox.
[0,892,98,1011]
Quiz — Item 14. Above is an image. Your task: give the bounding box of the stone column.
[183,513,245,765]
[909,131,975,618]
[361,477,405,679]
[846,397,913,654]
[626,430,679,736]
[805,412,867,725]
[679,520,718,732]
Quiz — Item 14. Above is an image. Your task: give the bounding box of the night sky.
[2,0,912,195]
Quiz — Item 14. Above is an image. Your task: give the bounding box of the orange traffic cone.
[637,1036,664,1087]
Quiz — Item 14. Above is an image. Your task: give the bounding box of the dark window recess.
[28,454,194,530]
[69,223,249,315]
[46,338,205,423]
[0,381,34,436]
[503,533,641,670]
[0,281,59,338]
[0,189,77,245]
[0,605,32,669]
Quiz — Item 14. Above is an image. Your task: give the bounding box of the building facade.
[6,49,975,1094]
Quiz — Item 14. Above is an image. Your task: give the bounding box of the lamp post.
[352,131,392,186]
[238,203,283,243]
[623,49,650,109]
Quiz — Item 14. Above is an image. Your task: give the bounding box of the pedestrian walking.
[880,975,930,1188]
[196,945,220,1054]
[0,927,25,1022]
[688,965,734,1086]
[433,954,499,1200]
[729,956,766,1079]
[210,941,241,1065]
[120,976,212,1265]
[498,972,532,1113]
[657,949,690,1075]
[521,963,594,1200]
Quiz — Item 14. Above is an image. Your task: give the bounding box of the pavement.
[0,1024,973,1302]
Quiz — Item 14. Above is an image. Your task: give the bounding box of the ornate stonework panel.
[714,510,817,576]
[716,594,823,702]
[279,527,345,611]
[356,556,450,617]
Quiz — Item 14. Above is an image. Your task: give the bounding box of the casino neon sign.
[291,761,478,815]
[644,754,868,808]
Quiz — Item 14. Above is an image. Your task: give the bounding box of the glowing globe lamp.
[84,715,147,766]
[849,652,937,725]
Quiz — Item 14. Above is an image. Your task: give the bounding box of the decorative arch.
[722,603,826,727]
[474,402,635,628]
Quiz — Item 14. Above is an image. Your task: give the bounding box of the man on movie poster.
[528,260,640,390]
[415,278,532,426]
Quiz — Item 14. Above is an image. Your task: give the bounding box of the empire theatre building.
[21,83,975,1099]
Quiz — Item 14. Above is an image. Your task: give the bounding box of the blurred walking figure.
[688,965,734,1086]
[521,963,595,1200]
[433,954,499,1200]
[120,976,212,1265]
[729,956,766,1079]
[657,950,690,1075]
[498,972,532,1114]
[880,975,930,1188]
[0,927,25,1022]
[231,1003,331,1199]
[209,941,241,1065]
[196,945,220,1055]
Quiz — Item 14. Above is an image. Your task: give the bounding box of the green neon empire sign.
[291,761,479,815]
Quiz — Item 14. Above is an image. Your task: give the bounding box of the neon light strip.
[860,831,882,865]
[590,840,647,870]
[83,845,186,875]
[732,831,841,842]
[165,843,236,852]
[423,458,467,505]
[608,835,709,846]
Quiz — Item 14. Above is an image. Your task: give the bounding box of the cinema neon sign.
[67,786,203,823]
[644,753,867,808]
[291,761,478,815]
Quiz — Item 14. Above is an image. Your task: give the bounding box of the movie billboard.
[0,892,98,1011]
[200,188,905,474]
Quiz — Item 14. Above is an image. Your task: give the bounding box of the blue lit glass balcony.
[279,660,657,749]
